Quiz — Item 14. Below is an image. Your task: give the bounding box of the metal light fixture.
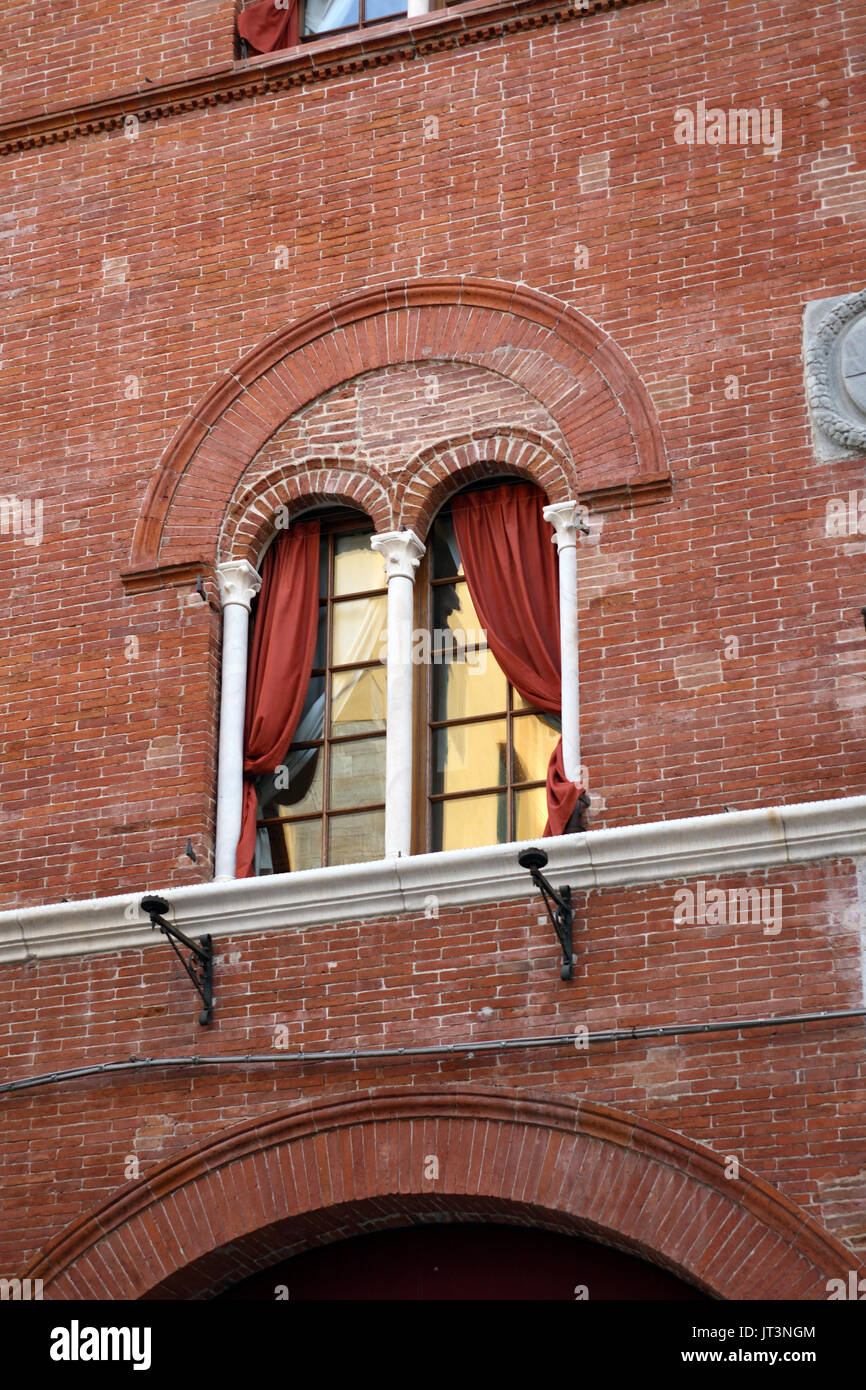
[518,847,576,981]
[140,895,214,1026]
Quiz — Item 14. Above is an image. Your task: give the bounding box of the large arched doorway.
[218,1223,708,1300]
[26,1087,857,1300]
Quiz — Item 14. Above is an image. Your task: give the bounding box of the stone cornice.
[1,793,865,964]
[119,559,212,595]
[580,471,672,513]
[0,0,647,157]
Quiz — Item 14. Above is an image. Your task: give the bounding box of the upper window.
[254,514,387,874]
[417,491,562,855]
[302,0,408,37]
[237,0,412,58]
[248,482,563,877]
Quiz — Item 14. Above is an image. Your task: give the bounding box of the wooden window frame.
[412,489,552,856]
[255,511,387,872]
[299,0,410,42]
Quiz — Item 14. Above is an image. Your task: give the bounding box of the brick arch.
[25,1086,856,1301]
[396,427,575,536]
[129,277,668,572]
[220,457,393,564]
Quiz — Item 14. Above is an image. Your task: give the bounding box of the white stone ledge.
[1,794,866,964]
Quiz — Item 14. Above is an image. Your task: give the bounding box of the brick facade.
[1,0,865,1298]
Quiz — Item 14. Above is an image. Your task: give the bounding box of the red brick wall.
[2,859,864,1275]
[1,0,864,906]
[1,0,865,1289]
[0,1,237,120]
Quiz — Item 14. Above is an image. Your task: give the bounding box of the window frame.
[412,485,556,856]
[255,510,388,873]
[299,0,410,42]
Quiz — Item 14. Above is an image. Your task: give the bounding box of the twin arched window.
[253,481,559,874]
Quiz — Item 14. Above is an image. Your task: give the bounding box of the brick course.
[0,0,864,1296]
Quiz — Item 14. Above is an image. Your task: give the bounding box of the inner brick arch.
[220,457,393,564]
[396,426,575,537]
[129,277,668,573]
[25,1086,856,1301]
[220,428,573,563]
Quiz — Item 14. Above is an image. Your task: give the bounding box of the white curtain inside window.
[303,0,359,34]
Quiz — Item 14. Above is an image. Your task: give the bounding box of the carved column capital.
[542,501,590,552]
[216,560,262,611]
[370,529,425,582]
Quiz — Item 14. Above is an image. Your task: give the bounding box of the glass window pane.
[313,604,326,668]
[292,674,326,742]
[303,0,359,34]
[282,819,323,873]
[331,665,386,734]
[432,793,507,852]
[432,719,507,795]
[330,736,386,810]
[512,690,561,718]
[431,514,462,579]
[365,0,407,18]
[258,747,323,819]
[432,651,507,721]
[318,533,328,598]
[328,809,385,866]
[332,595,387,666]
[333,531,385,596]
[256,819,322,874]
[515,786,548,842]
[512,713,561,784]
[432,579,484,649]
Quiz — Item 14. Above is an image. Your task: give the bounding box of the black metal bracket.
[518,848,576,980]
[140,896,214,1026]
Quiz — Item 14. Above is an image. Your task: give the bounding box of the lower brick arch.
[26,1087,856,1301]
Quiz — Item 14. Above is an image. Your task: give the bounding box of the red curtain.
[235,520,321,877]
[451,483,583,837]
[238,0,299,54]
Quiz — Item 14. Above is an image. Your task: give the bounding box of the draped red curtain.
[451,483,583,837]
[238,0,299,54]
[235,520,321,878]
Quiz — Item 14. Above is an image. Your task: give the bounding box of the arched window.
[417,481,562,854]
[219,479,582,880]
[254,510,387,874]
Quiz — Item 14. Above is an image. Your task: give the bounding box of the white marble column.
[370,529,425,859]
[407,0,431,15]
[542,501,589,784]
[214,560,262,880]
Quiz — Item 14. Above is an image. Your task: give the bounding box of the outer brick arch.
[25,1086,857,1301]
[129,277,669,572]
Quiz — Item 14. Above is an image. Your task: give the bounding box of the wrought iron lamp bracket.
[140,895,214,1026]
[517,849,576,981]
